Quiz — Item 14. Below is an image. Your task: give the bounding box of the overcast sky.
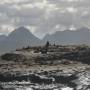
[0,0,90,38]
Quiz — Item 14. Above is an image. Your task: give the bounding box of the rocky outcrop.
[1,53,26,62]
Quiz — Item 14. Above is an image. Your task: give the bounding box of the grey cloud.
[0,0,43,4]
[0,0,90,38]
[9,7,45,18]
[38,9,74,28]
[47,0,90,8]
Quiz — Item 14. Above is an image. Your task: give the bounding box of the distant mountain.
[0,27,42,54]
[6,27,41,46]
[0,35,7,42]
[0,26,90,55]
[43,27,90,45]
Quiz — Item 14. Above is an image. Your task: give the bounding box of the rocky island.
[0,43,90,90]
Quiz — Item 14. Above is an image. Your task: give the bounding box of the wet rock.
[1,53,26,62]
[29,74,53,84]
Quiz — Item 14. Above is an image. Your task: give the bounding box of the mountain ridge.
[0,26,90,54]
[0,35,7,42]
[0,27,42,54]
[43,27,90,45]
